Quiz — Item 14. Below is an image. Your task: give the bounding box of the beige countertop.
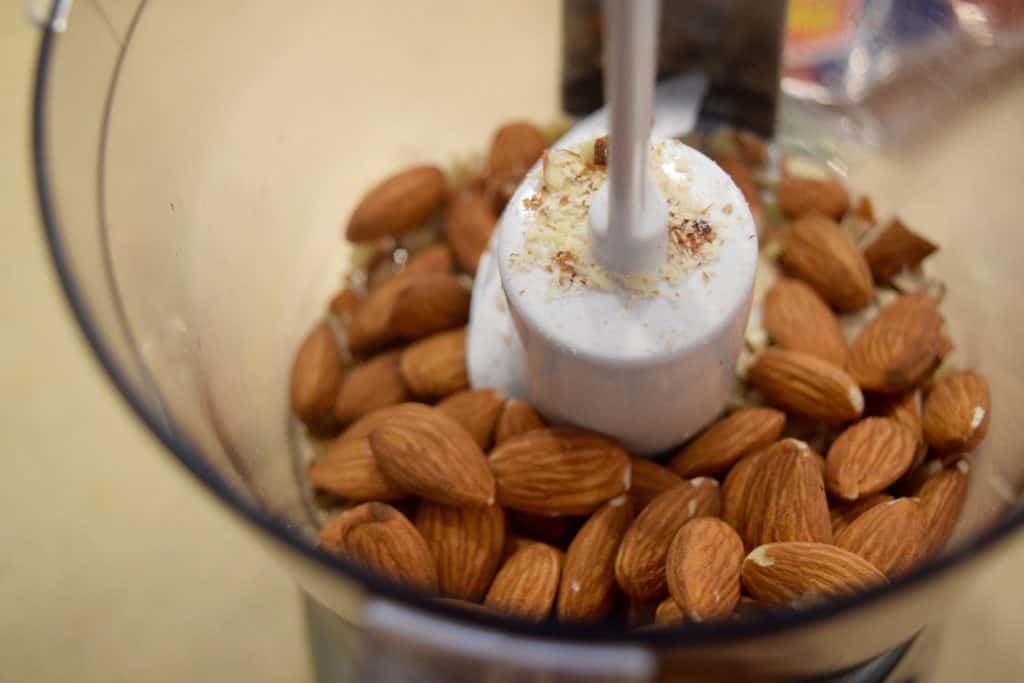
[2,4,1023,682]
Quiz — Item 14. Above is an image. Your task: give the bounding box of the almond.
[593,135,609,166]
[444,192,497,275]
[628,458,683,511]
[862,217,938,281]
[333,350,409,426]
[399,328,468,399]
[741,542,887,605]
[489,427,631,516]
[922,370,991,453]
[486,121,546,210]
[337,402,432,444]
[416,502,506,601]
[721,449,770,532]
[309,437,406,501]
[346,165,448,242]
[763,278,848,365]
[781,213,873,312]
[830,493,894,536]
[614,479,721,601]
[826,417,917,501]
[494,399,546,445]
[389,272,470,340]
[328,289,362,321]
[854,195,876,223]
[437,389,505,450]
[290,322,342,424]
[404,244,453,277]
[874,390,926,468]
[666,518,744,622]
[835,498,927,577]
[654,596,684,626]
[846,293,943,394]
[368,403,495,506]
[714,154,763,215]
[319,502,438,592]
[557,496,633,622]
[484,541,562,622]
[778,176,851,219]
[747,349,864,424]
[670,408,786,477]
[915,460,970,555]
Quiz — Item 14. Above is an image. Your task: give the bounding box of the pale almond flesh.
[670,408,786,477]
[558,497,634,622]
[416,502,506,601]
[741,542,887,606]
[826,418,917,501]
[667,518,744,622]
[922,370,991,453]
[484,542,562,622]
[834,498,926,577]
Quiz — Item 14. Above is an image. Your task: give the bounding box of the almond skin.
[557,496,634,622]
[830,493,894,536]
[404,244,453,277]
[742,441,832,548]
[670,408,786,477]
[667,518,744,622]
[654,596,685,626]
[484,541,562,622]
[763,278,848,365]
[399,328,468,399]
[922,370,991,453]
[721,449,770,532]
[628,458,684,512]
[337,402,433,444]
[747,349,864,424]
[416,502,506,601]
[778,176,851,219]
[915,460,970,555]
[368,404,496,507]
[874,390,926,468]
[781,213,873,312]
[436,389,505,450]
[444,192,497,275]
[290,322,341,424]
[319,502,438,592]
[494,400,546,445]
[333,350,409,426]
[614,479,721,601]
[308,437,406,502]
[863,217,938,281]
[846,293,943,394]
[346,165,448,242]
[486,121,546,210]
[835,498,927,577]
[741,542,887,605]
[389,272,471,340]
[328,289,362,320]
[826,417,917,501]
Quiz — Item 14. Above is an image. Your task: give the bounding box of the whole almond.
[742,542,887,605]
[389,271,470,340]
[667,518,744,622]
[484,541,562,622]
[494,400,546,445]
[628,458,684,511]
[721,448,770,531]
[399,328,469,399]
[404,244,453,277]
[444,192,497,275]
[831,493,894,536]
[346,165,448,242]
[670,408,786,477]
[368,404,495,507]
[558,496,633,622]
[763,279,848,365]
[486,121,546,210]
[614,479,721,601]
[489,427,631,516]
[290,322,341,424]
[416,502,506,601]
[309,437,406,502]
[922,370,991,453]
[826,418,917,501]
[347,275,405,354]
[781,213,873,312]
[319,502,438,591]
[862,217,938,281]
[846,293,943,394]
[835,498,927,577]
[747,349,864,424]
[916,460,970,555]
[778,177,851,219]
[338,402,433,444]
[333,350,409,426]
[328,289,362,321]
[437,389,505,450]
[874,390,926,468]
[654,596,685,626]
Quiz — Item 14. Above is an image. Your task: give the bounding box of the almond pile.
[291,122,992,628]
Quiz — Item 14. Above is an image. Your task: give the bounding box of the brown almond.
[319,502,438,591]
[484,541,562,622]
[667,518,744,622]
[747,349,864,424]
[444,192,497,275]
[835,498,927,577]
[389,272,470,340]
[915,460,970,555]
[309,437,406,502]
[826,417,917,501]
[494,399,547,445]
[614,479,721,601]
[763,278,848,365]
[778,176,851,219]
[368,404,495,507]
[854,195,876,223]
[399,328,468,400]
[489,427,631,516]
[874,390,926,468]
[290,322,341,424]
[846,293,943,394]
[715,154,763,214]
[628,458,684,511]
[416,502,506,601]
[781,213,873,312]
[863,217,938,281]
[346,275,404,354]
[333,350,409,426]
[486,122,546,210]
[741,542,887,605]
[830,493,894,536]
[654,596,685,626]
[346,165,448,242]
[670,408,786,477]
[557,496,633,622]
[437,389,505,450]
[337,402,432,444]
[328,289,362,320]
[922,370,991,453]
[404,244,453,277]
[721,448,770,532]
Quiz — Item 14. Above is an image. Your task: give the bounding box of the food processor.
[31,0,1024,680]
